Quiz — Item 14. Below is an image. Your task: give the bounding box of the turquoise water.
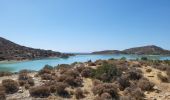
[0,54,170,72]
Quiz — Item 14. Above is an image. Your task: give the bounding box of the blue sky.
[0,0,170,52]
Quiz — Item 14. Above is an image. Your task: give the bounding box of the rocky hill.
[92,45,170,55]
[0,37,70,61]
[92,50,123,54]
[123,45,170,55]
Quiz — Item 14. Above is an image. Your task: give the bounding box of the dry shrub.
[50,85,57,93]
[0,85,6,100]
[55,82,70,98]
[117,65,128,72]
[137,78,154,91]
[41,73,53,80]
[25,84,30,90]
[100,92,112,100]
[2,79,19,94]
[92,83,119,99]
[0,91,6,100]
[124,87,144,100]
[88,62,96,66]
[157,73,168,82]
[120,96,131,100]
[57,69,83,87]
[128,68,143,80]
[29,86,50,98]
[19,73,29,80]
[39,65,53,75]
[75,88,85,99]
[131,88,144,100]
[131,63,141,68]
[166,67,170,77]
[56,64,71,74]
[94,96,103,100]
[117,75,130,91]
[81,67,93,78]
[56,75,67,82]
[18,80,27,86]
[95,60,107,66]
[18,71,35,86]
[0,71,12,77]
[28,78,35,86]
[64,69,80,78]
[34,74,39,77]
[76,65,85,73]
[64,76,83,87]
[92,79,103,86]
[56,64,71,69]
[153,65,167,71]
[19,69,29,74]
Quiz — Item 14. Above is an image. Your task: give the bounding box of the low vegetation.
[0,71,12,77]
[92,63,122,82]
[29,86,50,98]
[2,79,19,94]
[0,59,170,99]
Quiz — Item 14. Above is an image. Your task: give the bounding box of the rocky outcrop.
[0,37,71,61]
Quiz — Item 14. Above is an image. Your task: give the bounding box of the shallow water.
[0,54,170,72]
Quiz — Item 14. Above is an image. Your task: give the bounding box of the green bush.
[120,57,126,60]
[92,63,122,82]
[141,57,148,61]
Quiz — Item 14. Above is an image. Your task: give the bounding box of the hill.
[92,50,123,54]
[0,37,70,61]
[123,45,170,55]
[92,45,170,55]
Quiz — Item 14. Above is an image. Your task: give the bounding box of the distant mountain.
[92,50,123,54]
[0,37,71,61]
[92,45,170,55]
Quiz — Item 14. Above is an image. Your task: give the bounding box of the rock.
[153,86,162,93]
[18,89,24,93]
[144,91,149,94]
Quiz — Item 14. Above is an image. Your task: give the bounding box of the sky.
[0,0,170,52]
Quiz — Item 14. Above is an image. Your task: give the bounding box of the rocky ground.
[0,59,170,100]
